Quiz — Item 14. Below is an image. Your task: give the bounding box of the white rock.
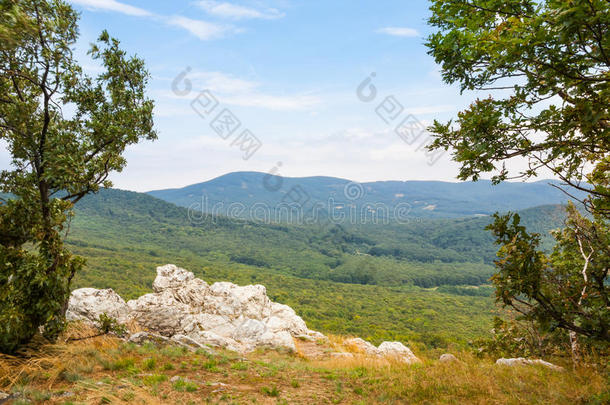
[154,265,210,307]
[377,341,420,364]
[187,330,244,353]
[183,313,235,337]
[66,288,130,324]
[127,292,191,336]
[305,330,328,341]
[344,337,380,355]
[205,282,271,320]
[268,303,308,335]
[233,319,266,342]
[260,330,296,351]
[294,334,315,342]
[495,358,564,371]
[171,334,211,350]
[67,264,323,354]
[153,264,195,292]
[439,353,458,363]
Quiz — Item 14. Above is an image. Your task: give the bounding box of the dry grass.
[313,351,607,404]
[0,328,607,404]
[0,324,119,388]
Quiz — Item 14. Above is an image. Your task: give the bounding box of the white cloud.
[155,69,320,111]
[70,0,152,17]
[377,27,419,37]
[222,93,321,111]
[191,71,260,93]
[167,16,236,40]
[70,1,238,41]
[196,1,284,20]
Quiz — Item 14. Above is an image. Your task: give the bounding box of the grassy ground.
[0,326,607,404]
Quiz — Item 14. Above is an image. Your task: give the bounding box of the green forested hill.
[71,188,500,289]
[62,188,570,348]
[148,171,585,219]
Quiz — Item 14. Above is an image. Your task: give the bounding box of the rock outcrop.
[340,337,420,364]
[495,358,564,371]
[67,264,322,353]
[67,264,419,362]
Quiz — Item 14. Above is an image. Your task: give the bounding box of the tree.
[486,205,609,352]
[0,0,156,353]
[426,0,609,356]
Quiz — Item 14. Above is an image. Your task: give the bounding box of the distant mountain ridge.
[148,171,585,220]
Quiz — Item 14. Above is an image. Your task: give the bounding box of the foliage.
[0,0,155,353]
[97,313,127,337]
[427,0,610,355]
[426,0,609,197]
[57,188,591,348]
[488,205,609,342]
[473,316,568,359]
[70,189,572,290]
[0,198,84,353]
[261,385,280,397]
[436,285,494,297]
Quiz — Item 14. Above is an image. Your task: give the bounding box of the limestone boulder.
[344,337,381,355]
[496,358,563,371]
[439,353,458,363]
[377,341,421,364]
[66,288,130,324]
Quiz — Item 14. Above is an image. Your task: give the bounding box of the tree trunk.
[569,331,581,365]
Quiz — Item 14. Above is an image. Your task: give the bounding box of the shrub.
[231,362,248,371]
[98,313,127,337]
[261,386,280,397]
[143,357,156,370]
[172,378,198,392]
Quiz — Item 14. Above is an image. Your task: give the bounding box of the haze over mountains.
[148,171,583,220]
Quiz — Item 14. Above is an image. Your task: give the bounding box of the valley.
[65,180,571,349]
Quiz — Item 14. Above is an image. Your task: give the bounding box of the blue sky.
[3,1,523,191]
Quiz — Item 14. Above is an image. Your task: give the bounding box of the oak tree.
[426,0,609,355]
[0,0,156,353]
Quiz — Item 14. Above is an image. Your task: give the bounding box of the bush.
[142,357,156,370]
[98,313,127,337]
[172,378,198,392]
[472,317,568,359]
[261,386,280,397]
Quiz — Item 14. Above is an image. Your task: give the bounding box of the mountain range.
[148,172,583,220]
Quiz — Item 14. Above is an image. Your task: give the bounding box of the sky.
[1,1,534,191]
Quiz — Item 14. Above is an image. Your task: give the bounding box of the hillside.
[3,262,603,404]
[3,326,605,404]
[63,188,570,348]
[148,172,584,220]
